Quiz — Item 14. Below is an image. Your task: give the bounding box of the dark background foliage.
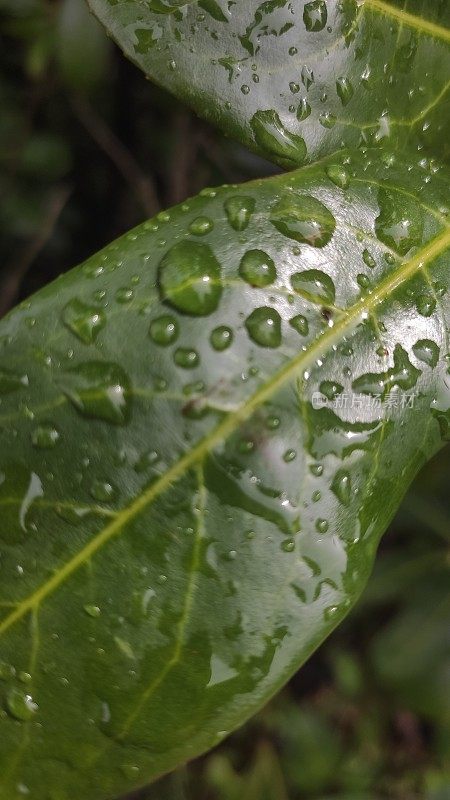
[0,2,449,798]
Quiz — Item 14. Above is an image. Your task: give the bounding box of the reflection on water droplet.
[31,426,59,449]
[189,216,214,236]
[291,269,336,305]
[62,299,106,345]
[224,196,255,231]
[289,314,309,336]
[91,480,116,502]
[239,250,276,287]
[62,361,131,425]
[159,241,223,316]
[210,326,233,351]
[297,98,311,120]
[271,195,336,247]
[352,344,420,396]
[413,339,439,368]
[149,315,179,346]
[174,348,200,369]
[6,688,38,721]
[245,307,281,348]
[250,110,306,167]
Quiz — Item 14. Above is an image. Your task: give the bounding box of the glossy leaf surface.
[87,0,450,167]
[0,151,449,799]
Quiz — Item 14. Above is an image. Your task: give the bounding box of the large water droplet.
[271,195,336,247]
[413,339,439,368]
[352,345,421,396]
[245,307,281,348]
[224,196,256,231]
[416,294,436,318]
[291,269,336,305]
[62,299,106,345]
[62,362,131,425]
[303,0,327,31]
[375,188,423,255]
[239,249,276,287]
[189,216,214,236]
[336,76,354,106]
[210,326,233,351]
[250,110,306,167]
[159,241,222,316]
[6,688,38,721]
[289,314,309,336]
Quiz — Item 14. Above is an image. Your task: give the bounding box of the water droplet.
[159,241,222,316]
[319,112,336,128]
[281,539,295,552]
[289,314,309,336]
[174,348,200,369]
[210,326,233,351]
[189,216,214,236]
[301,65,314,89]
[224,196,255,231]
[375,188,423,255]
[303,0,327,31]
[416,294,436,317]
[0,662,15,681]
[31,425,59,449]
[283,449,297,462]
[121,765,140,780]
[116,288,134,304]
[352,344,420,396]
[84,604,101,618]
[250,110,306,167]
[62,299,106,345]
[331,470,351,506]
[413,339,439,368]
[91,480,116,502]
[297,98,311,120]
[149,315,179,346]
[336,76,354,105]
[63,362,131,425]
[245,307,281,348]
[362,248,376,268]
[316,519,329,533]
[326,164,349,189]
[6,689,38,721]
[319,380,343,400]
[271,195,336,247]
[0,368,28,395]
[239,249,276,287]
[291,269,336,304]
[310,463,323,477]
[357,273,370,290]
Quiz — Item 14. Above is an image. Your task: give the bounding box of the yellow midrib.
[0,226,449,638]
[365,0,450,43]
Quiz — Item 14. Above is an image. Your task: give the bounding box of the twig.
[72,94,160,217]
[0,185,72,319]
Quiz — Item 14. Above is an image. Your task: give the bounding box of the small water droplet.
[210,326,233,351]
[6,689,38,721]
[0,368,28,395]
[316,518,329,533]
[291,269,336,304]
[84,604,101,618]
[250,110,306,167]
[62,362,131,425]
[336,76,354,105]
[413,339,439,368]
[362,248,376,268]
[174,348,200,369]
[62,299,106,345]
[331,470,351,506]
[375,188,423,255]
[289,314,309,336]
[149,315,179,346]
[91,480,116,502]
[189,216,214,236]
[416,294,436,318]
[326,164,349,189]
[31,425,59,449]
[297,98,311,120]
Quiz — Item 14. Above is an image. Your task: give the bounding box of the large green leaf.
[0,150,449,799]
[87,0,450,167]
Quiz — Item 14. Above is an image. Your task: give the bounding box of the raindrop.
[174,348,200,369]
[84,604,101,618]
[250,110,306,167]
[319,380,343,400]
[316,518,329,533]
[416,294,436,318]
[31,425,59,449]
[62,299,105,345]
[297,98,311,120]
[271,195,336,247]
[210,326,233,351]
[362,248,376,268]
[224,196,256,231]
[326,164,349,189]
[375,188,423,255]
[291,269,336,304]
[289,314,309,336]
[245,307,282,348]
[91,480,116,502]
[336,76,354,105]
[149,315,179,346]
[62,362,131,425]
[189,216,214,236]
[239,249,276,287]
[6,689,38,721]
[331,470,351,506]
[303,0,327,32]
[413,339,439,368]
[159,241,223,316]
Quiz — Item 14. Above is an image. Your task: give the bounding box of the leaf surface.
[87,0,450,166]
[0,151,449,799]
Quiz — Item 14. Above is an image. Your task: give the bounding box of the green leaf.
[86,0,450,166]
[0,150,449,799]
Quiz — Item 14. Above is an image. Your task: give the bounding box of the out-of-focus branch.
[0,185,72,319]
[72,94,160,217]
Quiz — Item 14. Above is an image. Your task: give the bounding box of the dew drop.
[174,348,200,369]
[283,449,297,462]
[224,196,255,231]
[375,188,423,255]
[303,0,327,31]
[413,339,439,368]
[297,98,311,121]
[362,248,376,268]
[84,604,101,618]
[289,314,309,336]
[62,299,106,345]
[62,362,131,425]
[6,689,38,721]
[316,518,329,533]
[326,164,349,189]
[91,480,116,502]
[239,249,276,287]
[159,241,223,316]
[319,380,343,400]
[245,307,282,348]
[210,326,233,351]
[281,539,296,552]
[31,425,60,449]
[271,195,336,247]
[189,216,214,236]
[336,76,354,105]
[331,470,351,506]
[416,294,436,318]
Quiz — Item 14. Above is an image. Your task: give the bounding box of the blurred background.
[0,1,449,798]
